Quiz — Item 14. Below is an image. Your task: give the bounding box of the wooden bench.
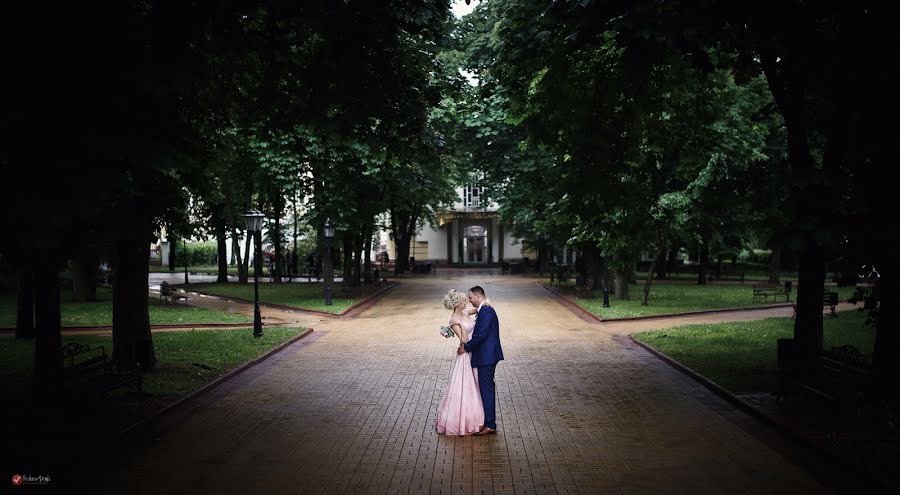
[752,283,789,303]
[62,342,143,400]
[775,339,871,416]
[159,281,187,304]
[791,291,840,318]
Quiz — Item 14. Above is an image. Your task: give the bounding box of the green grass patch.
[0,288,251,328]
[0,326,305,401]
[559,282,856,319]
[183,281,376,314]
[631,311,875,392]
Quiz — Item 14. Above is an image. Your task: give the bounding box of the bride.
[435,289,485,435]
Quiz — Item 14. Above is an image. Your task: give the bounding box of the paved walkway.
[103,276,836,495]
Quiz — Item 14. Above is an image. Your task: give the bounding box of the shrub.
[175,241,218,266]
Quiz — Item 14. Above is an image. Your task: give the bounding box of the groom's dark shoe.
[474,427,497,436]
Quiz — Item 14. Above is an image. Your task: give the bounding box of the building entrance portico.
[463,225,487,263]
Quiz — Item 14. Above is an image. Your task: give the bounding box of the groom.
[458,286,504,435]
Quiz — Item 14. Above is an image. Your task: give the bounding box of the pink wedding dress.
[435,315,485,435]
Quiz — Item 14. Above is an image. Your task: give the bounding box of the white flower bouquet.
[439,325,456,338]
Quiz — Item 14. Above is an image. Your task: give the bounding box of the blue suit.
[463,305,503,429]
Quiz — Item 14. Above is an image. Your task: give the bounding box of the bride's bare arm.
[466,299,491,315]
[452,323,467,344]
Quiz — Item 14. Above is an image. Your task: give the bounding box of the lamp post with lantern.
[243,210,266,337]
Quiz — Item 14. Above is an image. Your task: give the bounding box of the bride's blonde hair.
[442,289,466,311]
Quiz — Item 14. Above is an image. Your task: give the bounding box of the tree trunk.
[654,244,668,280]
[242,228,252,283]
[16,266,35,339]
[872,264,900,397]
[254,230,264,284]
[697,223,710,285]
[33,264,63,403]
[351,232,363,287]
[232,227,246,284]
[394,236,411,275]
[216,213,229,283]
[342,234,353,284]
[70,255,97,302]
[768,246,782,284]
[666,244,680,274]
[613,269,629,300]
[272,197,284,283]
[642,244,666,306]
[363,228,373,283]
[581,243,601,293]
[112,234,157,371]
[168,234,176,271]
[793,246,825,377]
[390,206,418,275]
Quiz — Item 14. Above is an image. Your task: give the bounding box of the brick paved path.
[104,276,831,495]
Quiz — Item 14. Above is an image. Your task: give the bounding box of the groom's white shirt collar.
[477,300,486,313]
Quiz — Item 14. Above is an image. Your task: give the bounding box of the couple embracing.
[435,286,503,436]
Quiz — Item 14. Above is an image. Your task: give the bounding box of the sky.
[451,0,480,18]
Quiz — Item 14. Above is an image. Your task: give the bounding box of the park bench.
[776,339,870,416]
[791,291,840,319]
[62,342,143,400]
[159,281,187,304]
[752,283,790,303]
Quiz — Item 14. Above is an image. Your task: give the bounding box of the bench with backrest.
[791,291,840,319]
[62,342,143,400]
[776,338,870,416]
[159,281,187,304]
[752,283,789,303]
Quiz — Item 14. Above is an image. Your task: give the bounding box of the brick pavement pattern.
[104,275,830,495]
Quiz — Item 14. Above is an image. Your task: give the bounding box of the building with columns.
[381,184,531,265]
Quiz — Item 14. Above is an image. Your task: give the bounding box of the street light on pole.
[323,218,335,306]
[243,210,266,338]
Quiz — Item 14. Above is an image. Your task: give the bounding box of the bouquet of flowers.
[439,325,456,338]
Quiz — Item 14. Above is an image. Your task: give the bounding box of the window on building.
[463,184,485,207]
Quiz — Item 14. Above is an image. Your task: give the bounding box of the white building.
[381,184,531,265]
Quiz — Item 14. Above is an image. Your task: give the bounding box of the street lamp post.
[244,210,266,338]
[323,219,335,305]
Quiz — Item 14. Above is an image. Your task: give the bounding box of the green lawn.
[632,311,875,393]
[0,288,251,328]
[0,326,305,402]
[182,281,377,314]
[560,282,857,319]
